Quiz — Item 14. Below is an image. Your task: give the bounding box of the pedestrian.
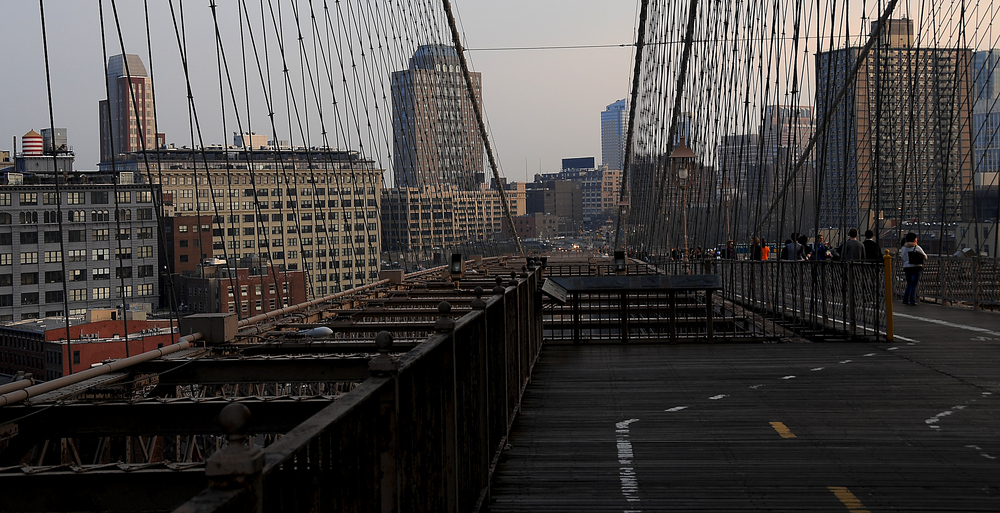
[900,232,927,306]
[842,228,865,260]
[725,240,736,259]
[863,229,882,261]
[783,233,799,260]
[797,235,812,260]
[751,237,763,260]
[761,238,770,261]
[811,234,829,261]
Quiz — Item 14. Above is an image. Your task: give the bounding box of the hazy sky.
[0,1,639,183]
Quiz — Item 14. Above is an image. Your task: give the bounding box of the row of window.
[0,284,155,306]
[1,208,155,225]
[0,191,153,207]
[0,227,154,246]
[0,247,154,265]
[0,265,156,286]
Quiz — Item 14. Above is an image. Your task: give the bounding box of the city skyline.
[0,1,639,184]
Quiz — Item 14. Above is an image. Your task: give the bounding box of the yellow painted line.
[828,486,871,513]
[769,421,796,438]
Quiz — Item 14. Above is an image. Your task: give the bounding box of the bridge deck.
[488,302,1000,512]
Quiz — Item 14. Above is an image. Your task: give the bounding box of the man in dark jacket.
[863,229,882,261]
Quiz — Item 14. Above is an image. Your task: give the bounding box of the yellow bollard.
[883,249,894,342]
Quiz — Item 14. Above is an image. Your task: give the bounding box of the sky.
[0,1,640,184]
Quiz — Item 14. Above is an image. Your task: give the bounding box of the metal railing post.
[883,250,894,342]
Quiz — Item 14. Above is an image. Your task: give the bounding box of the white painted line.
[863,353,876,357]
[887,347,898,351]
[665,406,688,412]
[781,375,796,380]
[616,419,642,511]
[839,360,852,364]
[750,384,765,389]
[894,312,1000,338]
[709,394,727,400]
[811,367,825,371]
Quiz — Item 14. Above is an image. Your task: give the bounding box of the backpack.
[908,249,925,266]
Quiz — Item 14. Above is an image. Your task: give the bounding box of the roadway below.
[487,302,1000,511]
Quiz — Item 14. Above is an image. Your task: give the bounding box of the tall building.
[391,45,483,190]
[100,54,159,163]
[816,18,973,237]
[973,50,1000,175]
[602,99,627,170]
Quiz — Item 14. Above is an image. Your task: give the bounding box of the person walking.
[751,237,763,260]
[761,238,770,261]
[842,228,865,260]
[900,232,927,306]
[863,229,882,261]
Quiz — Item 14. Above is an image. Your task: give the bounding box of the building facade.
[100,54,162,163]
[602,99,627,171]
[117,145,383,297]
[0,177,162,322]
[391,45,484,190]
[816,19,974,236]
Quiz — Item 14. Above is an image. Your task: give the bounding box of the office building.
[391,45,483,190]
[602,99,627,171]
[100,54,162,163]
[115,145,383,296]
[816,19,973,237]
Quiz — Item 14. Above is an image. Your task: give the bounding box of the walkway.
[487,302,1000,511]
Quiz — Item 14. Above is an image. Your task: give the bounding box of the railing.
[892,256,1000,309]
[545,259,888,342]
[174,268,543,513]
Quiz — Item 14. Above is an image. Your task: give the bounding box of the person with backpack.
[899,232,928,306]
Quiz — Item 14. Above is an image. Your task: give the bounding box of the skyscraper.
[100,54,158,163]
[602,99,627,171]
[391,45,483,190]
[816,19,973,233]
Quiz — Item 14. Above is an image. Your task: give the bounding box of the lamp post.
[670,137,697,273]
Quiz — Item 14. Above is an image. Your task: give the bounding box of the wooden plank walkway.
[487,302,1000,511]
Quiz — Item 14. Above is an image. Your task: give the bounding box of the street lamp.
[670,137,697,273]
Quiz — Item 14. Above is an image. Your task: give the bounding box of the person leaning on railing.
[899,232,928,306]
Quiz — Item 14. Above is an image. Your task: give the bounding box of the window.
[138,264,154,278]
[91,191,109,204]
[67,192,85,205]
[42,192,59,205]
[93,229,109,241]
[20,252,38,264]
[179,239,188,248]
[44,231,61,243]
[92,287,110,299]
[0,234,9,246]
[117,191,132,203]
[68,269,86,282]
[69,289,86,301]
[69,211,86,222]
[117,228,131,240]
[0,274,10,286]
[20,232,38,244]
[138,246,154,258]
[137,190,152,203]
[116,248,132,260]
[137,283,154,296]
[44,270,63,283]
[0,194,9,206]
[137,227,153,239]
[115,285,133,298]
[45,290,64,303]
[19,212,38,224]
[21,292,39,305]
[20,272,38,285]
[69,230,85,242]
[92,248,110,261]
[44,251,62,263]
[0,253,12,265]
[116,266,133,279]
[19,192,38,205]
[137,208,153,220]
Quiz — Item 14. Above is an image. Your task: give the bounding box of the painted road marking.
[769,421,796,438]
[894,312,1000,338]
[811,367,825,371]
[709,394,727,400]
[781,375,796,380]
[616,419,641,510]
[665,406,687,412]
[828,486,871,513]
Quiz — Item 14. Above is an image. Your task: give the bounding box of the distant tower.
[391,45,484,190]
[100,54,156,163]
[602,99,627,171]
